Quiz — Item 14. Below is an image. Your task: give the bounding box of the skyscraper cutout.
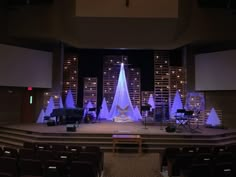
[109,63,137,122]
[170,91,183,119]
[98,97,109,120]
[65,89,75,108]
[206,108,221,126]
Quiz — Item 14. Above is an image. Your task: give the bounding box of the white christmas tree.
[148,94,155,111]
[134,106,142,120]
[59,96,64,108]
[36,108,45,123]
[98,97,109,120]
[108,63,137,122]
[65,89,75,108]
[84,101,96,118]
[170,91,183,119]
[45,96,55,116]
[206,107,221,126]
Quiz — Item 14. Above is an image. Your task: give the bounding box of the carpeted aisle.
[103,153,161,177]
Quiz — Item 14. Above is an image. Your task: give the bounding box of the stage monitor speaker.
[47,120,56,126]
[66,124,76,132]
[165,125,176,133]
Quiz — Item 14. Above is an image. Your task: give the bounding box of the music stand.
[87,108,97,123]
[141,105,151,129]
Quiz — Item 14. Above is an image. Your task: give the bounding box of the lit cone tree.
[206,107,221,127]
[45,96,55,117]
[169,91,183,119]
[65,89,75,108]
[134,106,142,120]
[36,108,45,123]
[98,97,110,120]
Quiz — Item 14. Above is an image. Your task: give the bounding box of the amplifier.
[47,120,56,126]
[66,124,76,132]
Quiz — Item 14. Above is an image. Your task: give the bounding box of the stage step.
[0,124,236,152]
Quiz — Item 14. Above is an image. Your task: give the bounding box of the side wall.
[186,45,236,128]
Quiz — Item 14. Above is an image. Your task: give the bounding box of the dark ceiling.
[198,0,236,9]
[7,0,53,6]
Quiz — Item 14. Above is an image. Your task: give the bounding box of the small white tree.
[45,96,55,116]
[170,91,183,119]
[98,97,109,120]
[206,108,221,126]
[134,106,142,120]
[59,96,64,108]
[148,94,155,111]
[65,89,75,108]
[84,101,96,118]
[36,108,45,123]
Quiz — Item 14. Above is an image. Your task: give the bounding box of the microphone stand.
[144,110,148,129]
[142,106,150,130]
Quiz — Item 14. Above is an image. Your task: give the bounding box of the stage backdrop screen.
[0,44,52,88]
[195,49,236,91]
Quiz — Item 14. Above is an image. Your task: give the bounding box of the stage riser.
[1,131,236,145]
[1,132,236,145]
[1,131,236,152]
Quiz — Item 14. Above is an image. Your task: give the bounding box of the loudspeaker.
[47,120,56,126]
[66,124,76,132]
[165,125,176,132]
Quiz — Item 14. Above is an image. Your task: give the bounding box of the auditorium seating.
[44,160,67,177]
[0,157,18,177]
[51,144,67,152]
[18,148,36,159]
[0,172,12,177]
[161,145,236,177]
[18,158,43,177]
[0,144,104,177]
[67,145,82,153]
[2,147,18,158]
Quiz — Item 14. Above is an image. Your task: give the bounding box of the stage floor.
[1,120,235,136]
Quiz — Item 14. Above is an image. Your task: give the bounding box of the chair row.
[0,156,100,177]
[161,145,236,166]
[161,146,236,177]
[0,144,103,160]
[0,144,103,177]
[23,142,98,152]
[183,161,235,177]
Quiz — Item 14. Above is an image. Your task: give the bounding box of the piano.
[50,108,84,125]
